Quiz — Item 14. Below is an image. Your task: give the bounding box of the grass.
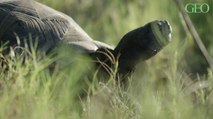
[0,44,213,119]
[1,0,213,119]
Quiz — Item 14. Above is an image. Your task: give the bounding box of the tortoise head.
[150,20,172,48]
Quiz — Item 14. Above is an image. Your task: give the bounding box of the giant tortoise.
[0,0,172,81]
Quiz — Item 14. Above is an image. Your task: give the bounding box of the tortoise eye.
[157,22,163,31]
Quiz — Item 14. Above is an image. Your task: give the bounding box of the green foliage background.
[0,0,213,119]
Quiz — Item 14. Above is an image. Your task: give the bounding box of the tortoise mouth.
[150,20,172,47]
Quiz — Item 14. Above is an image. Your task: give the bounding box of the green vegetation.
[0,0,213,118]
